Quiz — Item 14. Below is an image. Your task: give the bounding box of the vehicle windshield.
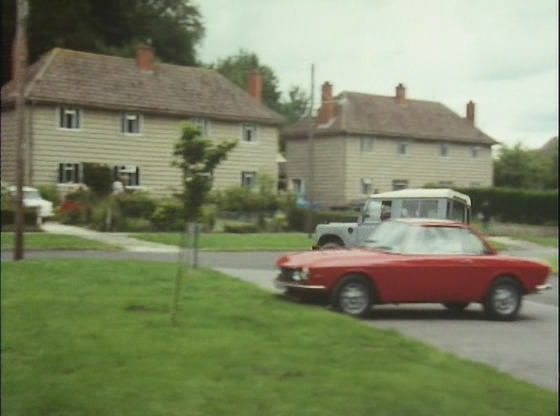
[363,221,411,252]
[23,190,41,200]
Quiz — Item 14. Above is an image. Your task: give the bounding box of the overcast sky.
[196,0,558,148]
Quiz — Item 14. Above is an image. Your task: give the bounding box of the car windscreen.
[24,190,41,200]
[363,221,412,252]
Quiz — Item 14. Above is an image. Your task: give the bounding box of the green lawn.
[1,260,556,416]
[1,232,120,251]
[517,236,558,248]
[546,257,558,274]
[134,232,312,251]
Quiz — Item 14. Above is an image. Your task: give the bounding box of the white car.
[8,186,54,218]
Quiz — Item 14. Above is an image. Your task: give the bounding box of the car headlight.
[294,267,309,281]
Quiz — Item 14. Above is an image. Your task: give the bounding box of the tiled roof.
[1,48,284,125]
[282,91,498,145]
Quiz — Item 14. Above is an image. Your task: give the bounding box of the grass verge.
[1,232,121,251]
[1,259,556,416]
[133,232,311,251]
[546,257,558,274]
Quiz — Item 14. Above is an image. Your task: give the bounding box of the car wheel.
[442,302,470,312]
[332,275,373,318]
[320,242,343,250]
[483,277,523,321]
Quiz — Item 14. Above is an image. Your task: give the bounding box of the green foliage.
[150,199,184,231]
[37,184,61,207]
[287,208,358,231]
[222,222,259,233]
[453,187,558,225]
[2,0,205,84]
[1,181,15,211]
[172,123,237,222]
[116,191,156,218]
[494,142,557,190]
[83,163,113,198]
[1,207,39,229]
[209,49,309,129]
[90,199,124,231]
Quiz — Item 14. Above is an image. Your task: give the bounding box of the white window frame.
[471,146,480,158]
[291,178,304,194]
[241,171,257,188]
[360,137,374,153]
[121,112,143,135]
[241,123,258,143]
[398,140,409,155]
[361,178,373,195]
[440,142,449,157]
[114,165,141,187]
[57,163,81,184]
[191,118,209,137]
[57,106,82,130]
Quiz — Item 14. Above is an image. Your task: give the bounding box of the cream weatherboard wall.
[285,137,346,208]
[1,109,17,184]
[344,135,493,202]
[27,105,278,196]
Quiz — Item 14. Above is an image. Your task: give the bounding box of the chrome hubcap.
[340,283,368,315]
[493,286,518,315]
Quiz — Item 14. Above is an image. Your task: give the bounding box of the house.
[282,82,498,208]
[1,45,284,196]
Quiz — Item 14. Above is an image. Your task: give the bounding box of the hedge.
[1,208,39,229]
[449,187,557,225]
[287,208,358,231]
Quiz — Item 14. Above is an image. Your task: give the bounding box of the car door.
[383,225,471,302]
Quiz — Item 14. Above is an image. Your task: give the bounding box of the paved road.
[3,249,558,391]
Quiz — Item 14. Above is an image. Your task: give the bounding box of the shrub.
[90,199,124,231]
[287,208,358,231]
[122,218,153,232]
[37,185,61,207]
[58,200,91,225]
[200,204,217,231]
[150,199,185,231]
[1,207,39,229]
[116,192,156,218]
[223,222,259,233]
[83,163,113,198]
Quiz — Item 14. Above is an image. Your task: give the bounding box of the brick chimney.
[136,44,154,72]
[247,70,262,102]
[395,83,406,104]
[466,100,475,124]
[318,82,334,123]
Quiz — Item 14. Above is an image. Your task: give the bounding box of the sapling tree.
[170,123,237,324]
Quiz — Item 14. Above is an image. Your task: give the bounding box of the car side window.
[403,226,484,255]
[460,229,486,255]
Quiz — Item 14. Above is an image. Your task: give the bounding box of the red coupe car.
[275,219,551,320]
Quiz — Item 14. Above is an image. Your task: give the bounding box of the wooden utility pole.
[13,0,29,260]
[305,64,315,237]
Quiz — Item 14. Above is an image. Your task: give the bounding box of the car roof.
[8,186,39,192]
[368,188,471,205]
[391,218,466,227]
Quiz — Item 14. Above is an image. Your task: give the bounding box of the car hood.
[276,248,393,269]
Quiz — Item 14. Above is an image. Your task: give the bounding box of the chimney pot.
[466,100,475,124]
[395,83,406,103]
[136,44,155,72]
[318,82,335,123]
[247,70,262,102]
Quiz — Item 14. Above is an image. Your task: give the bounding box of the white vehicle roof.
[7,185,40,192]
[368,188,471,206]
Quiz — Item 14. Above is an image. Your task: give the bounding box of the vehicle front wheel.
[483,277,523,321]
[332,275,373,318]
[442,302,470,312]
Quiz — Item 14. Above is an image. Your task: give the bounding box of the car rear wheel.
[483,277,523,321]
[332,275,373,318]
[442,302,470,312]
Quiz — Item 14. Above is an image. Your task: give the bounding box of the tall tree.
[1,0,205,85]
[209,49,309,127]
[494,142,551,189]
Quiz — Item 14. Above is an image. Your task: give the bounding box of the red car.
[275,219,551,321]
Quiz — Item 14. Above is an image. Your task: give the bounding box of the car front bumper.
[274,279,326,291]
[535,283,552,293]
